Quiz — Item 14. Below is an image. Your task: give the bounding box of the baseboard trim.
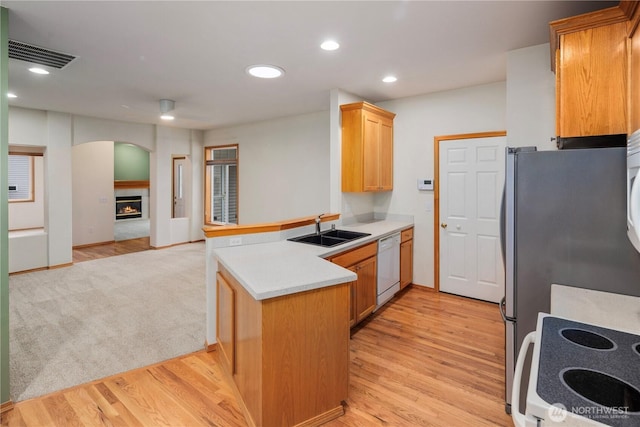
[72,240,115,249]
[0,400,14,415]
[204,341,217,352]
[49,262,74,270]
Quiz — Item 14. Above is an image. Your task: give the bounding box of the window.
[205,145,238,224]
[8,154,35,202]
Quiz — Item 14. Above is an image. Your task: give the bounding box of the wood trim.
[204,341,217,352]
[0,400,14,415]
[626,0,640,36]
[204,143,239,224]
[72,240,115,249]
[114,180,149,189]
[47,262,74,270]
[433,131,506,293]
[340,101,396,120]
[549,3,630,71]
[293,405,345,427]
[202,213,340,238]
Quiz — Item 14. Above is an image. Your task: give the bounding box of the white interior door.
[439,136,506,303]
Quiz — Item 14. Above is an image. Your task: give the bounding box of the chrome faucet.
[315,213,325,235]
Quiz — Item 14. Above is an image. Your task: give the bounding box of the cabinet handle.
[441,223,448,229]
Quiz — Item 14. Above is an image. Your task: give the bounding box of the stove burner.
[561,368,640,413]
[635,343,640,357]
[560,328,615,350]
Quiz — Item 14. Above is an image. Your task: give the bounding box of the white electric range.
[512,313,640,427]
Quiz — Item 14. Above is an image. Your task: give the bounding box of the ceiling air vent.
[8,39,76,69]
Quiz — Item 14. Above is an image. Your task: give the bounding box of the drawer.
[401,227,414,242]
[330,241,377,268]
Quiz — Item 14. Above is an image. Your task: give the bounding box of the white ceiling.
[4,1,614,131]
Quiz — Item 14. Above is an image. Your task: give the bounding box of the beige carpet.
[9,242,206,401]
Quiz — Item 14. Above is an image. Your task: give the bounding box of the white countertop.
[214,220,413,301]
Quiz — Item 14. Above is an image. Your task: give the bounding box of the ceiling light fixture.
[320,40,340,51]
[159,99,176,120]
[7,93,17,98]
[246,65,284,79]
[29,67,49,75]
[382,75,398,83]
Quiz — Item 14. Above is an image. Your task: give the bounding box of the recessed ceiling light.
[382,75,397,83]
[29,67,49,75]
[246,65,284,79]
[320,40,340,51]
[7,92,17,98]
[160,114,175,121]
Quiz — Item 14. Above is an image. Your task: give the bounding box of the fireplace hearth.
[115,195,142,220]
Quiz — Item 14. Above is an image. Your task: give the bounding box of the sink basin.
[288,229,371,247]
[321,229,371,240]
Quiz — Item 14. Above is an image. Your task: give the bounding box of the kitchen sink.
[288,229,371,247]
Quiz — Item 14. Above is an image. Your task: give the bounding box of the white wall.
[506,43,557,151]
[73,115,155,150]
[376,82,507,287]
[204,111,330,224]
[8,106,204,270]
[72,141,114,246]
[8,156,44,230]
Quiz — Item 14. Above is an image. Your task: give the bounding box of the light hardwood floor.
[1,287,514,427]
[72,237,151,263]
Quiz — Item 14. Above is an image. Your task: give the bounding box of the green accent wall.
[114,142,149,181]
[1,6,11,406]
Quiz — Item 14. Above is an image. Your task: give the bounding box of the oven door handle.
[511,331,536,427]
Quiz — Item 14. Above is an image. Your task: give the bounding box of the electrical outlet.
[229,237,242,246]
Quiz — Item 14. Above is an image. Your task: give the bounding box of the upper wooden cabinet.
[550,6,630,138]
[629,3,640,135]
[341,102,396,192]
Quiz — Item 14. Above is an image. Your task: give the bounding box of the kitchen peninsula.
[206,214,413,426]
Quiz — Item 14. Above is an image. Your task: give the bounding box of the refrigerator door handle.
[500,296,516,323]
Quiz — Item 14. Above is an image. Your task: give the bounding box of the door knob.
[441,223,448,229]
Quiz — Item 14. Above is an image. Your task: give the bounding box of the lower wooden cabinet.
[216,272,235,373]
[216,265,350,427]
[400,227,414,290]
[330,241,377,327]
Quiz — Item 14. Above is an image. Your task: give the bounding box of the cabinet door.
[216,272,236,374]
[363,113,382,191]
[355,256,377,323]
[379,118,393,191]
[400,239,413,290]
[557,22,627,137]
[348,267,357,328]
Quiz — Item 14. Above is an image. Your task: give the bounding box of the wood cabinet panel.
[401,227,414,243]
[262,285,350,425]
[341,102,395,192]
[400,238,413,290]
[355,255,377,323]
[330,241,377,267]
[216,272,235,374]
[379,120,394,190]
[330,241,378,327]
[217,265,349,427]
[555,21,628,137]
[630,7,640,135]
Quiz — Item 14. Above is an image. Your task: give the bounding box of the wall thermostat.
[418,178,434,191]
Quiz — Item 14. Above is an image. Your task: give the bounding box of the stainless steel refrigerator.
[501,146,640,414]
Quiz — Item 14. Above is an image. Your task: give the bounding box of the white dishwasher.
[376,233,400,309]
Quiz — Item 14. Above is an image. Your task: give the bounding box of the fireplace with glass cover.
[115,195,142,220]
